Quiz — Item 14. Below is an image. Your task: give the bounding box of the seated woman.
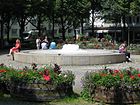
[41,41,48,50]
[119,41,131,62]
[8,39,21,55]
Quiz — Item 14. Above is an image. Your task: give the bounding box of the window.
[12,29,17,36]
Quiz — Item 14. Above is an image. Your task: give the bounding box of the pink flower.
[137,68,140,71]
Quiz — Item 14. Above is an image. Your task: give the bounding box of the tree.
[88,0,102,37]
[54,0,90,41]
[55,0,72,40]
[12,0,31,41]
[73,0,90,35]
[4,0,16,43]
[0,0,14,48]
[28,0,50,36]
[100,0,140,41]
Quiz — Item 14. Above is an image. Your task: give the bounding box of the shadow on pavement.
[0,49,9,55]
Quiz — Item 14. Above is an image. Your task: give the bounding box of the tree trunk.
[81,18,84,35]
[61,17,65,41]
[74,28,77,42]
[0,16,4,49]
[6,19,11,43]
[18,17,26,42]
[91,0,95,37]
[62,27,65,41]
[91,10,95,37]
[20,22,25,41]
[52,14,55,38]
[37,15,41,36]
[122,15,127,42]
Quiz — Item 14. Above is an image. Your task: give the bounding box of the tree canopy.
[0,0,140,48]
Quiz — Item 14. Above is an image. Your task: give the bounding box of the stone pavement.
[0,49,140,94]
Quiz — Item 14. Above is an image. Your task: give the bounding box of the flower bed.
[0,63,75,101]
[81,67,140,104]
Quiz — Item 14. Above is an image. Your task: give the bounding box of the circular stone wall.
[14,49,126,66]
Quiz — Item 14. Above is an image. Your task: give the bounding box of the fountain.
[62,44,79,51]
[14,44,126,65]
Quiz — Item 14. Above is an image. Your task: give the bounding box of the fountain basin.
[14,49,126,65]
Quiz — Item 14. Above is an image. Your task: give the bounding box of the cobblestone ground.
[0,50,140,94]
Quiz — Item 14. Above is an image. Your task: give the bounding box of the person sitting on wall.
[8,39,21,60]
[49,41,56,49]
[41,40,48,50]
[42,36,49,49]
[8,39,21,55]
[119,41,131,62]
[43,36,49,44]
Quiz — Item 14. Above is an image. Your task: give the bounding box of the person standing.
[43,36,49,48]
[36,37,41,50]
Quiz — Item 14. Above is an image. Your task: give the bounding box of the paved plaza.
[0,49,140,94]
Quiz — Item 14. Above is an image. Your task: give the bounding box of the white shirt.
[41,42,48,50]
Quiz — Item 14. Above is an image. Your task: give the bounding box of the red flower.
[0,69,7,73]
[119,74,123,79]
[114,70,119,73]
[43,75,51,81]
[137,74,140,78]
[130,75,135,80]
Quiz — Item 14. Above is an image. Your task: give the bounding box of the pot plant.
[81,67,140,104]
[0,63,75,101]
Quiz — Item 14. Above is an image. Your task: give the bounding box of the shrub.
[81,67,140,100]
[128,44,140,54]
[0,63,75,88]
